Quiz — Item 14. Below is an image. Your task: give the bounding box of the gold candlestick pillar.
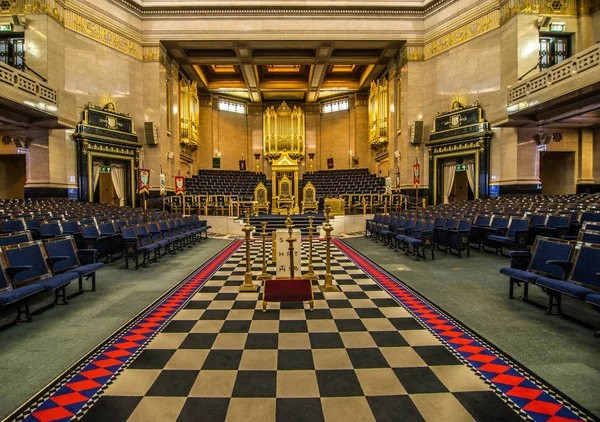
[319,206,340,292]
[239,210,259,292]
[257,221,272,280]
[305,216,318,280]
[287,225,297,279]
[285,205,293,228]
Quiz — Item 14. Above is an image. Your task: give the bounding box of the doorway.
[540,151,575,195]
[449,170,472,203]
[98,172,119,205]
[0,154,26,199]
[92,160,129,206]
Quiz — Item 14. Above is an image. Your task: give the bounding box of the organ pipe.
[263,101,305,162]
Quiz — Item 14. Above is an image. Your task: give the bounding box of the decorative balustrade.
[0,61,58,105]
[507,43,600,108]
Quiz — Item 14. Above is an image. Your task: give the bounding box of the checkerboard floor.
[80,240,524,422]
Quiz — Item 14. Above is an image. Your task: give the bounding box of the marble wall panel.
[216,110,249,170]
[319,109,351,170]
[594,10,600,43]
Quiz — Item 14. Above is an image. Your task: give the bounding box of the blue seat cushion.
[72,263,105,277]
[405,238,422,246]
[488,235,513,245]
[585,294,600,307]
[536,277,597,299]
[36,272,78,291]
[0,284,44,306]
[499,268,540,284]
[138,245,157,254]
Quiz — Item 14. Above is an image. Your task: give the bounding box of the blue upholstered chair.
[435,217,458,251]
[381,217,402,246]
[484,217,529,256]
[122,226,159,269]
[448,219,473,258]
[470,215,491,249]
[1,219,26,234]
[40,221,63,239]
[499,237,575,300]
[43,235,104,292]
[536,243,600,315]
[533,215,571,239]
[0,253,44,324]
[0,231,32,248]
[99,221,123,259]
[404,221,435,260]
[1,241,78,305]
[81,224,112,263]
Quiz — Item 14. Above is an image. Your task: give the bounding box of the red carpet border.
[15,240,243,422]
[333,238,592,422]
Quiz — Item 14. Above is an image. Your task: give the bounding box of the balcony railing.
[507,43,600,108]
[0,60,57,105]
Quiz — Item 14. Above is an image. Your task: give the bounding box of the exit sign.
[455,164,468,172]
[0,23,12,32]
[550,23,565,32]
[100,166,111,173]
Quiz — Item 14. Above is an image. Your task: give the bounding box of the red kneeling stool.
[262,279,314,312]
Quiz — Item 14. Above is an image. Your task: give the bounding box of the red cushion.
[264,279,312,302]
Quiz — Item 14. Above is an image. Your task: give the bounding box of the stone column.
[577,1,595,52]
[578,129,595,189]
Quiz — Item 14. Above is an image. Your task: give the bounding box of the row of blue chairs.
[368,210,600,259]
[499,234,600,337]
[0,235,105,328]
[1,216,209,264]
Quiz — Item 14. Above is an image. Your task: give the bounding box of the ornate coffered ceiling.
[164,40,403,102]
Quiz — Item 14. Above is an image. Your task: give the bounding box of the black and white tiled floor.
[80,241,524,422]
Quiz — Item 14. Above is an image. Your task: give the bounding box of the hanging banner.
[213,157,221,169]
[138,168,150,195]
[413,164,420,187]
[239,160,246,171]
[385,177,392,194]
[175,176,185,195]
[159,173,166,196]
[327,157,334,169]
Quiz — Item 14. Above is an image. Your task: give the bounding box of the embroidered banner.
[138,168,150,195]
[159,173,166,196]
[413,164,420,186]
[175,176,185,195]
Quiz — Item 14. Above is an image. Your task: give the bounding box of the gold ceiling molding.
[142,44,160,61]
[405,45,425,62]
[1,0,65,24]
[499,0,576,24]
[65,10,141,59]
[0,0,145,61]
[424,9,500,60]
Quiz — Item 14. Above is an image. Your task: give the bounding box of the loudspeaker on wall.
[410,121,424,144]
[144,122,159,145]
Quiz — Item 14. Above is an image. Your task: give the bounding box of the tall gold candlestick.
[287,225,297,279]
[305,216,318,280]
[239,209,259,292]
[319,206,340,292]
[257,221,272,280]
